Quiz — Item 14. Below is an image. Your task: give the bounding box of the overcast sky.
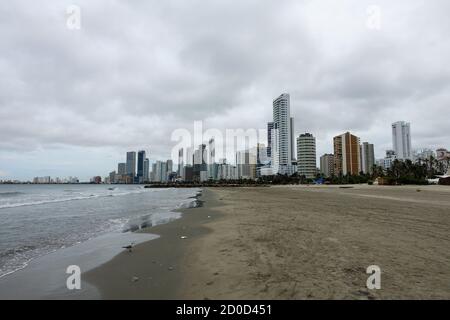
[1,0,449,181]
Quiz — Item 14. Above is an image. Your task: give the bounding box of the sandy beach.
[85,185,450,300]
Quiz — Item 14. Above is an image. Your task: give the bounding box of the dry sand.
[86,185,450,299]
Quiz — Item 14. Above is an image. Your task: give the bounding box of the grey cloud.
[1,0,450,179]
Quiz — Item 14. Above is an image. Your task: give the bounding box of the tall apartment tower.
[267,122,275,159]
[392,121,412,160]
[236,150,257,179]
[178,148,184,177]
[208,138,215,164]
[117,163,126,175]
[126,151,137,178]
[320,154,335,178]
[297,133,317,179]
[137,150,146,183]
[360,142,375,174]
[273,93,294,175]
[290,117,295,161]
[144,158,149,182]
[333,132,361,176]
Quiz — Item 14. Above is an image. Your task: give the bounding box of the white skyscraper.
[360,142,375,174]
[392,121,412,160]
[273,93,294,175]
[297,133,317,179]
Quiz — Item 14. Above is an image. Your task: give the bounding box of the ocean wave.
[0,195,100,209]
[0,188,152,210]
[0,191,24,197]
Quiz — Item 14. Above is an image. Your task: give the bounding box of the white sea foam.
[0,185,201,278]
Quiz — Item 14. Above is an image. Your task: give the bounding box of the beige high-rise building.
[320,154,335,178]
[297,133,317,179]
[333,132,361,176]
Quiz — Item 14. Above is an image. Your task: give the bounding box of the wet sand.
[86,185,450,299]
[83,189,222,299]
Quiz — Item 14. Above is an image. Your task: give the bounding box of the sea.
[0,184,201,279]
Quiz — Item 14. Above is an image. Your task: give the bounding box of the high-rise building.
[272,93,294,175]
[334,132,361,176]
[178,148,184,178]
[267,122,274,159]
[118,163,126,175]
[296,133,317,179]
[166,159,173,181]
[392,121,412,160]
[270,124,279,174]
[320,154,335,178]
[377,150,397,171]
[207,138,218,180]
[144,158,149,182]
[290,117,295,161]
[153,161,167,183]
[193,144,207,181]
[413,148,435,162]
[126,151,136,178]
[236,150,257,179]
[137,150,146,183]
[151,163,157,182]
[208,138,215,164]
[109,171,116,184]
[360,142,375,174]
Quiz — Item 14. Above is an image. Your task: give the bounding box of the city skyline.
[2,113,448,182]
[2,1,450,180]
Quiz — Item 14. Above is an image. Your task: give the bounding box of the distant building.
[193,144,207,181]
[217,162,238,180]
[178,148,184,178]
[267,122,275,159]
[272,93,295,175]
[126,152,136,179]
[320,154,335,178]
[166,160,174,181]
[376,150,397,171]
[150,163,157,182]
[153,161,167,183]
[118,163,126,176]
[236,150,257,179]
[413,148,435,162]
[297,133,317,179]
[207,139,218,180]
[334,132,361,176]
[144,158,149,182]
[109,171,116,184]
[392,121,412,160]
[137,150,146,183]
[360,142,375,174]
[183,165,194,182]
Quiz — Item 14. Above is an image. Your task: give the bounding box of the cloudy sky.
[0,0,449,181]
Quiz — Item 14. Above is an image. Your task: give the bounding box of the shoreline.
[82,188,222,299]
[0,187,202,299]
